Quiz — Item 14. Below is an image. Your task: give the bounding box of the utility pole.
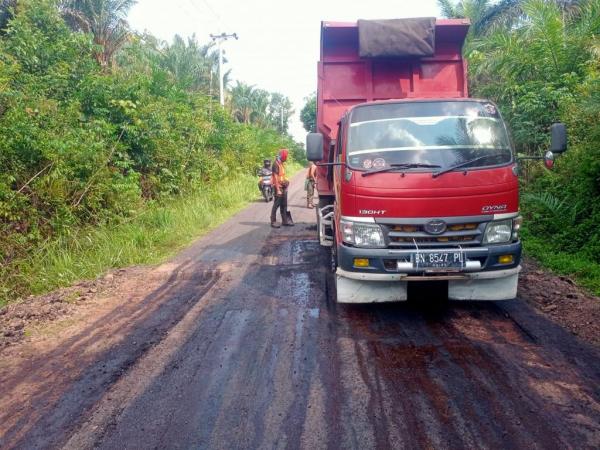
[209,68,213,115]
[210,32,238,106]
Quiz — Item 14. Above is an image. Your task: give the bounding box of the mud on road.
[1,175,600,449]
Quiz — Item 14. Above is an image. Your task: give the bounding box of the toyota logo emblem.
[424,219,447,235]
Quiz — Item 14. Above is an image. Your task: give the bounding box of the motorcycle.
[259,173,273,202]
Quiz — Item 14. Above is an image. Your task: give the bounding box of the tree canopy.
[229,81,294,132]
[300,93,316,133]
[59,0,136,68]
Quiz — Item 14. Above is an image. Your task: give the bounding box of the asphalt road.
[2,174,600,449]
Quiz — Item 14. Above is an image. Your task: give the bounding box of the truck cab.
[306,18,566,303]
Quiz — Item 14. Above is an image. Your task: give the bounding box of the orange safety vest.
[272,158,287,189]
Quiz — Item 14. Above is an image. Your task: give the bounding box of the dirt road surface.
[2,174,600,449]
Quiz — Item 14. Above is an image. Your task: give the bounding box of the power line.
[177,1,203,31]
[184,0,211,20]
[185,0,230,32]
[199,0,222,25]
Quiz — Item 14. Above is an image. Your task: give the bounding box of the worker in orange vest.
[305,162,317,208]
[270,149,294,228]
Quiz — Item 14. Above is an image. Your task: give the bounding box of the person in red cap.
[270,148,293,228]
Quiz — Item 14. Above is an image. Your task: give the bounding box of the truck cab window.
[347,101,513,171]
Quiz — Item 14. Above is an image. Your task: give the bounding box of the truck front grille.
[382,222,486,248]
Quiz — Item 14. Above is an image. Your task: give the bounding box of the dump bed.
[316,18,470,195]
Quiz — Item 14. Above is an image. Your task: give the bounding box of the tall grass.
[521,229,600,296]
[9,175,257,302]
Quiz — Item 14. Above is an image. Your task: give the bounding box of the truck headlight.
[340,220,385,248]
[483,219,513,244]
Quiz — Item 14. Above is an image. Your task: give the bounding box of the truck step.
[318,205,334,247]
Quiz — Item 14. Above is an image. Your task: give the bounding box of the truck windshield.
[347,101,513,171]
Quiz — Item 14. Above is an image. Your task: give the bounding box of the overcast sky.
[128,0,442,142]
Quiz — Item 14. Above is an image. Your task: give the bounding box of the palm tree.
[249,88,270,126]
[59,0,136,69]
[268,92,294,133]
[472,0,599,81]
[438,0,589,36]
[161,35,205,91]
[159,35,223,95]
[229,82,284,127]
[437,0,523,36]
[230,82,257,124]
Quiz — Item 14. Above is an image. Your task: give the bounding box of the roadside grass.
[522,231,600,296]
[1,163,303,307]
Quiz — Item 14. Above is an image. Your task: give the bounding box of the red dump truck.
[306,18,567,303]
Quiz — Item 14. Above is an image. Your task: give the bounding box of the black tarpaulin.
[358,18,436,58]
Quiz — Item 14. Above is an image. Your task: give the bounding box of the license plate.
[413,251,464,269]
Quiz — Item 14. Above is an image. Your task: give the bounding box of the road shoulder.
[517,257,600,347]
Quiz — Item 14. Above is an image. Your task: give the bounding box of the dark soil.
[0,269,128,348]
[519,257,600,347]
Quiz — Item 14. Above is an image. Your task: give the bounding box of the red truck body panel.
[316,19,471,196]
[340,164,519,218]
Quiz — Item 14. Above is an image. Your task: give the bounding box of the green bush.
[0,1,303,304]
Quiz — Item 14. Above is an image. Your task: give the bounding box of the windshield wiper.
[432,153,508,178]
[362,163,441,177]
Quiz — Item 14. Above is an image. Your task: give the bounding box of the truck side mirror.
[306,133,324,161]
[550,123,567,154]
[544,151,555,170]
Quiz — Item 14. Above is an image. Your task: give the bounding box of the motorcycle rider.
[270,149,293,228]
[258,159,272,192]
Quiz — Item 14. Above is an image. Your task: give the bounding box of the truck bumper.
[335,266,520,303]
[335,242,522,303]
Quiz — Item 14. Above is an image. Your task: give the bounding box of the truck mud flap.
[335,274,408,303]
[448,268,520,301]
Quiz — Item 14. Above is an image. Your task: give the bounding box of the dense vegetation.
[0,0,302,304]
